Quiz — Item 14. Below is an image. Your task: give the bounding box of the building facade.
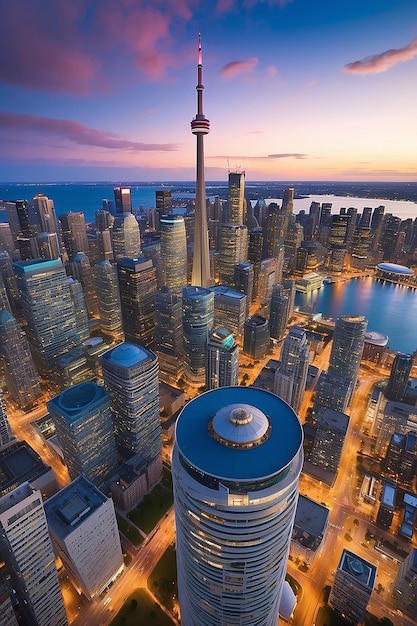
[45,476,124,600]
[206,327,239,390]
[172,386,303,626]
[100,342,162,467]
[329,549,376,624]
[0,483,67,626]
[182,286,214,383]
[160,215,188,291]
[47,382,118,488]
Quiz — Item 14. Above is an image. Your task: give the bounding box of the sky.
[0,0,416,183]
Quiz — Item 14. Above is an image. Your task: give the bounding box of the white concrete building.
[45,476,124,600]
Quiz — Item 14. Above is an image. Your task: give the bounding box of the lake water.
[295,277,417,354]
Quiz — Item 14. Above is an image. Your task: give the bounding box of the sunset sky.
[0,0,416,182]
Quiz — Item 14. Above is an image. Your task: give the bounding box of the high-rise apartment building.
[13,258,80,375]
[190,35,211,288]
[206,327,239,390]
[101,342,162,468]
[160,214,187,291]
[274,326,309,413]
[94,260,124,341]
[45,476,124,601]
[182,285,214,383]
[32,193,60,236]
[385,352,413,402]
[47,382,118,488]
[0,483,67,626]
[154,287,184,383]
[172,386,303,626]
[328,315,367,397]
[0,308,42,409]
[329,549,376,625]
[117,257,157,348]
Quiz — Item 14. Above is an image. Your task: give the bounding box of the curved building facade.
[182,286,214,383]
[172,386,303,626]
[160,215,187,291]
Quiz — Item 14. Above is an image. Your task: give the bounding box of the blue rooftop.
[175,387,303,482]
[101,342,152,368]
[47,381,109,423]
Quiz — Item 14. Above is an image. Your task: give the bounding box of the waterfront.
[1,181,417,224]
[295,276,417,354]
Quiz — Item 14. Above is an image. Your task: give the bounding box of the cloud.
[208,153,308,160]
[216,0,293,12]
[343,37,417,75]
[221,57,258,78]
[268,153,308,159]
[0,112,179,152]
[0,0,190,93]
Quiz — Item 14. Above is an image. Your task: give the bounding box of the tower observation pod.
[172,386,304,626]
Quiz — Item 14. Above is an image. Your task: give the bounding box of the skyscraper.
[328,315,367,396]
[243,314,269,359]
[45,476,124,601]
[94,260,124,341]
[160,214,188,291]
[191,34,211,287]
[206,327,239,390]
[329,549,376,625]
[101,342,162,468]
[117,257,157,348]
[47,382,118,489]
[59,212,89,260]
[182,286,214,383]
[0,394,13,449]
[385,352,413,402]
[274,326,309,413]
[154,287,184,383]
[113,187,132,214]
[13,258,80,375]
[227,171,246,225]
[112,212,141,259]
[172,386,303,626]
[0,308,42,409]
[0,483,68,626]
[218,223,248,286]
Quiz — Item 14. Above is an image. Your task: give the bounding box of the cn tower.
[191,34,211,287]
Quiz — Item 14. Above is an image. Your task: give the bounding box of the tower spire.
[191,34,211,287]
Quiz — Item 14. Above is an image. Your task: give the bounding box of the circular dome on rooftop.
[211,403,271,448]
[106,342,149,367]
[377,262,413,275]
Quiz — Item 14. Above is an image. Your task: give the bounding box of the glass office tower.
[160,215,187,292]
[182,286,214,384]
[13,258,80,375]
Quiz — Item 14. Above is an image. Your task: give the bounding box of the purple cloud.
[0,112,179,152]
[221,57,258,77]
[0,0,190,93]
[343,37,417,75]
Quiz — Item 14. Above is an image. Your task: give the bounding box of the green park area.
[109,589,175,626]
[148,544,178,613]
[116,514,144,548]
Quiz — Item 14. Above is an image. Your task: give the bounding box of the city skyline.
[0,0,416,183]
